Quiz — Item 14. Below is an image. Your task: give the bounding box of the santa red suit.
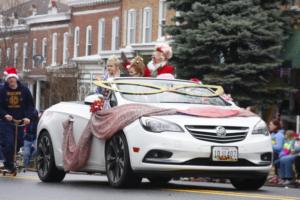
[144,61,174,77]
[144,43,175,78]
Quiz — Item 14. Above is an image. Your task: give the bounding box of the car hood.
[139,103,261,129]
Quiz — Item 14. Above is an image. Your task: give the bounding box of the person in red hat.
[144,43,175,77]
[0,67,35,173]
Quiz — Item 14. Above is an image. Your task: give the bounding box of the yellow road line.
[0,175,38,181]
[168,189,300,200]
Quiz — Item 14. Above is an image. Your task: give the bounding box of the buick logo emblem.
[216,126,226,137]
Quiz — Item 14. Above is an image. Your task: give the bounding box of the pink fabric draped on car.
[63,104,177,171]
[62,104,255,171]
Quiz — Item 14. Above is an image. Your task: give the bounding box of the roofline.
[25,12,71,25]
[68,0,119,8]
[0,24,29,33]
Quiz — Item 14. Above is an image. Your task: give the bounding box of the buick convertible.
[36,77,272,190]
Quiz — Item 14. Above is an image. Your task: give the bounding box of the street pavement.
[0,172,300,200]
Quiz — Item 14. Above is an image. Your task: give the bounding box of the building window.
[23,43,28,70]
[63,32,69,64]
[158,0,167,38]
[6,48,11,65]
[111,17,119,51]
[0,49,2,66]
[98,18,105,52]
[32,38,37,67]
[74,27,80,58]
[13,43,18,67]
[52,32,57,66]
[127,9,136,45]
[42,38,47,65]
[143,7,152,43]
[86,26,92,56]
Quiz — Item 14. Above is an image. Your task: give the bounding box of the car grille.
[185,125,249,143]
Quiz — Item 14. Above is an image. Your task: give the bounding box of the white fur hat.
[155,43,173,60]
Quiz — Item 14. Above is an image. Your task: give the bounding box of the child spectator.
[23,109,39,172]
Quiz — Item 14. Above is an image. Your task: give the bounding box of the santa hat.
[4,67,19,81]
[155,43,173,60]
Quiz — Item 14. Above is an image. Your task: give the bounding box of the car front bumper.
[124,120,272,177]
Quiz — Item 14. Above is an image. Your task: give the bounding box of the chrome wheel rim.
[37,135,51,177]
[106,135,125,184]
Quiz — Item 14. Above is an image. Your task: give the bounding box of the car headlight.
[252,120,269,136]
[140,117,184,133]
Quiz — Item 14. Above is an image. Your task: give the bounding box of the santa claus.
[144,43,175,78]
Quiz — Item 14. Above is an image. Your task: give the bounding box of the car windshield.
[115,79,229,106]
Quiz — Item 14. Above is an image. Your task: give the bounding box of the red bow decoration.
[156,47,163,53]
[90,99,105,113]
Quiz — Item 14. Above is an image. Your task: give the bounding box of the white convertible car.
[36,77,272,190]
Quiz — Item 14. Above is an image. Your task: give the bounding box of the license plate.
[212,146,238,162]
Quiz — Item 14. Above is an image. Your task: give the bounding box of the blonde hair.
[107,55,120,66]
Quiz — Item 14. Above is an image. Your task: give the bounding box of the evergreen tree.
[167,0,291,107]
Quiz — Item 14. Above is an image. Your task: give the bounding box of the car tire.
[105,132,141,188]
[230,175,268,190]
[147,176,172,186]
[36,131,66,182]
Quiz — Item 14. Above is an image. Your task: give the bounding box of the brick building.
[68,0,123,100]
[0,0,176,110]
[121,0,175,55]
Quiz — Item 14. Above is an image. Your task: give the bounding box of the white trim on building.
[68,0,119,8]
[72,7,120,16]
[31,24,69,31]
[25,13,71,25]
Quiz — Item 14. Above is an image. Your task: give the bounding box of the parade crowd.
[268,118,300,186]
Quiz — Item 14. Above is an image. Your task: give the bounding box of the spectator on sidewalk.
[268,119,285,184]
[277,131,299,185]
[23,109,39,172]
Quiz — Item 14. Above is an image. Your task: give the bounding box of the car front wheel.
[230,175,268,190]
[36,131,66,182]
[105,133,141,188]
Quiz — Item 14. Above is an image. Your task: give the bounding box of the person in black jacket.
[0,67,35,173]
